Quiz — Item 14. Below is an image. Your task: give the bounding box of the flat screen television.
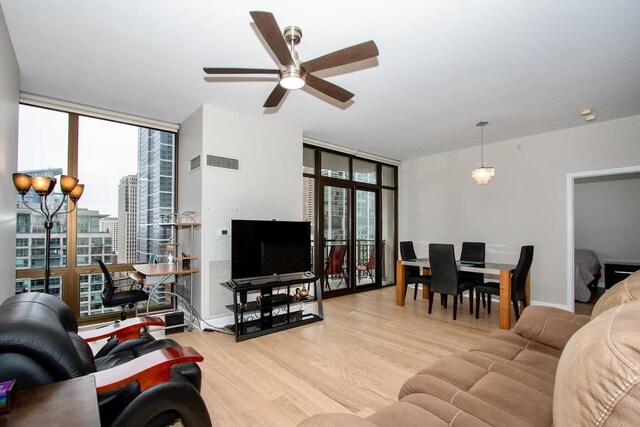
[231,219,311,280]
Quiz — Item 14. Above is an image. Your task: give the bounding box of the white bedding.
[575,249,602,302]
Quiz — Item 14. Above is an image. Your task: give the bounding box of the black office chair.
[459,242,486,305]
[400,241,431,302]
[96,257,149,321]
[475,245,534,320]
[428,244,477,320]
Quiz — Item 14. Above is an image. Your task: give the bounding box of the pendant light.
[471,121,495,184]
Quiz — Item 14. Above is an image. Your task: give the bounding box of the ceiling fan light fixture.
[279,67,306,90]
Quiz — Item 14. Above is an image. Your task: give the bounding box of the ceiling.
[2,1,640,160]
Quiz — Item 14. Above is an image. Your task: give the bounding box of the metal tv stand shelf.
[220,272,324,342]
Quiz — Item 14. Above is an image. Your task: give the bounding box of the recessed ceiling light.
[580,108,593,116]
[584,114,597,122]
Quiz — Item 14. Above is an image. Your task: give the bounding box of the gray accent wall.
[575,173,640,261]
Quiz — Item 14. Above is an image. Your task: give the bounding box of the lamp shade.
[59,175,79,194]
[31,176,52,195]
[12,173,33,195]
[69,183,84,202]
[472,166,495,185]
[46,178,57,196]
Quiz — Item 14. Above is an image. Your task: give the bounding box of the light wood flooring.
[164,286,507,426]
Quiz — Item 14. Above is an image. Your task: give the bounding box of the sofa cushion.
[554,299,640,426]
[591,270,640,319]
[514,306,590,350]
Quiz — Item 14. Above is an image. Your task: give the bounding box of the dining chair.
[399,241,431,302]
[459,242,486,305]
[428,243,477,320]
[474,245,534,320]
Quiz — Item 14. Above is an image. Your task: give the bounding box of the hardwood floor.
[164,286,505,426]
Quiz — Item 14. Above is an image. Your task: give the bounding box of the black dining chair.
[428,243,477,320]
[459,242,486,305]
[400,241,431,302]
[475,245,534,320]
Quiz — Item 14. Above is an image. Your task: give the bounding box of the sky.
[17,105,139,217]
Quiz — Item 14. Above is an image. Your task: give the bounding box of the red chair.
[356,248,375,282]
[324,245,347,290]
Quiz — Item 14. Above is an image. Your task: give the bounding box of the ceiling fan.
[203,11,379,108]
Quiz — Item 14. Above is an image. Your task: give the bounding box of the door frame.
[565,165,640,312]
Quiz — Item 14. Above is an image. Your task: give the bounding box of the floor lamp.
[13,173,84,294]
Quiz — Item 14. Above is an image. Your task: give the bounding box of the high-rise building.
[117,175,138,263]
[100,216,118,255]
[137,129,175,262]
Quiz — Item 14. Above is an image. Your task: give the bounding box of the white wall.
[177,105,204,315]
[400,115,640,308]
[575,173,640,260]
[0,5,19,302]
[180,104,303,322]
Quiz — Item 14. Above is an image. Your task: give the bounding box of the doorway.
[566,165,640,314]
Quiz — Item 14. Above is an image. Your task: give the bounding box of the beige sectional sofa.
[301,270,640,426]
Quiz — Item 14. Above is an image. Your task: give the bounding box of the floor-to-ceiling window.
[303,144,397,297]
[15,104,177,321]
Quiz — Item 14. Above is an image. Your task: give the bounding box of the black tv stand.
[220,272,323,342]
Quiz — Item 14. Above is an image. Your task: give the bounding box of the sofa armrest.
[78,316,165,342]
[514,306,590,350]
[92,346,203,393]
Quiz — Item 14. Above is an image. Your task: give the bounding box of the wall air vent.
[206,155,239,170]
[189,155,201,171]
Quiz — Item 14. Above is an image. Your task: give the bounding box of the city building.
[136,129,175,263]
[117,174,137,263]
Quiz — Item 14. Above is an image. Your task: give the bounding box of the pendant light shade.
[472,121,495,185]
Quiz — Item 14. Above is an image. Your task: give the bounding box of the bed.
[575,249,602,302]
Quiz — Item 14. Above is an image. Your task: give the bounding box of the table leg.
[396,260,405,306]
[422,267,431,299]
[499,269,512,330]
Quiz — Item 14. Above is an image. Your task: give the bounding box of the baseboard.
[530,300,571,311]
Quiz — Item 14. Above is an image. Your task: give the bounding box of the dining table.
[395,259,530,330]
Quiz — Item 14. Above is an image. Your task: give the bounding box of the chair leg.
[459,293,463,304]
[443,294,448,309]
[413,284,418,300]
[475,290,480,319]
[469,289,474,314]
[513,300,521,321]
[453,295,458,320]
[487,296,491,315]
[441,294,444,306]
[482,293,486,308]
[428,291,434,314]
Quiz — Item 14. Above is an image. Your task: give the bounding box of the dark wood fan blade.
[302,41,379,73]
[305,74,354,102]
[250,11,294,67]
[263,84,288,108]
[203,67,279,75]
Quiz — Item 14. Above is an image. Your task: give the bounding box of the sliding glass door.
[322,184,351,291]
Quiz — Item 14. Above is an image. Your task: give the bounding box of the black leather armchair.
[0,292,211,427]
